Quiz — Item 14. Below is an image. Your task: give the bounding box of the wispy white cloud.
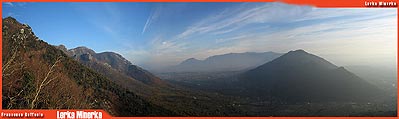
[151,36,187,53]
[137,35,191,69]
[142,5,162,34]
[176,2,313,40]
[142,16,152,34]
[3,2,27,7]
[215,34,250,44]
[296,8,396,22]
[4,2,14,7]
[3,2,28,23]
[72,3,126,40]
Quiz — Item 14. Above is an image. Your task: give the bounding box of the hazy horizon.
[3,2,397,70]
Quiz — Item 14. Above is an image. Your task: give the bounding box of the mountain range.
[56,45,165,86]
[55,42,244,116]
[162,52,282,72]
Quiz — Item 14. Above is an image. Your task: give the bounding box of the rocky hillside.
[58,46,165,86]
[2,17,175,116]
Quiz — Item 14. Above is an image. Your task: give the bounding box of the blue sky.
[2,2,397,70]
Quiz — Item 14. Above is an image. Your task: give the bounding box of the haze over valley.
[2,2,397,116]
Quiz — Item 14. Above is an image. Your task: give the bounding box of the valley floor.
[158,71,397,116]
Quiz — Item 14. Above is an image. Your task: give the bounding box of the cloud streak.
[4,2,14,7]
[176,2,313,40]
[142,5,162,34]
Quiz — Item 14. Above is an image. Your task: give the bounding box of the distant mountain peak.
[241,50,382,102]
[68,46,96,56]
[70,46,94,51]
[265,49,338,70]
[187,58,199,61]
[288,49,307,53]
[58,44,67,49]
[55,44,68,53]
[180,58,201,65]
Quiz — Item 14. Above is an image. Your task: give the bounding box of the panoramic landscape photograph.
[2,2,398,116]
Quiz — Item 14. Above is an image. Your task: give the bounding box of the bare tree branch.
[30,56,62,109]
